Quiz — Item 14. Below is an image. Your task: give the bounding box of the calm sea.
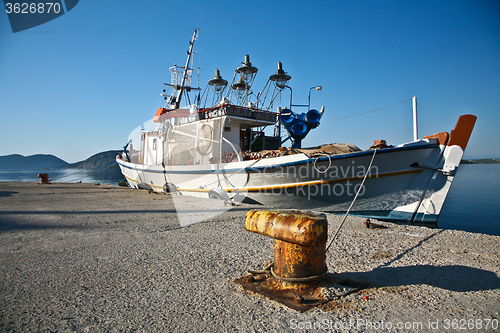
[0,167,125,187]
[0,164,498,236]
[437,164,500,236]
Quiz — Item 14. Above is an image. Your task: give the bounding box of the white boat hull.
[117,118,474,226]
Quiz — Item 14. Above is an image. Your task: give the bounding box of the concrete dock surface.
[0,182,499,332]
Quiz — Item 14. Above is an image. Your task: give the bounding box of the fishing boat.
[116,30,476,225]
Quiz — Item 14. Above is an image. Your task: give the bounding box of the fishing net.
[164,117,228,166]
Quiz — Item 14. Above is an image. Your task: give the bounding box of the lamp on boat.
[208,68,228,93]
[232,74,249,97]
[308,86,322,110]
[269,62,291,89]
[236,54,258,83]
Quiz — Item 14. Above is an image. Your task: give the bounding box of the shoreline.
[0,182,499,332]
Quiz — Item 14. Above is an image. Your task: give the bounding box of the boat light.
[269,62,291,89]
[236,54,258,83]
[232,74,249,96]
[208,68,228,93]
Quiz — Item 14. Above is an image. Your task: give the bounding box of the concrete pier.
[1,182,499,332]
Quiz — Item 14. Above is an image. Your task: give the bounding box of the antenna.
[198,7,203,32]
[175,29,198,108]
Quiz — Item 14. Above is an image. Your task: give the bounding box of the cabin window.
[153,138,157,150]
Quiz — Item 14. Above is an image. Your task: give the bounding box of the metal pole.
[412,95,418,141]
[176,30,197,108]
[308,87,312,111]
[285,85,293,109]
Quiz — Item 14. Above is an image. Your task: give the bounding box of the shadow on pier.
[330,230,500,293]
[332,264,500,292]
[0,207,254,233]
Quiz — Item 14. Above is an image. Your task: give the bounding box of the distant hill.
[462,158,500,164]
[0,154,69,170]
[0,151,122,170]
[66,150,121,169]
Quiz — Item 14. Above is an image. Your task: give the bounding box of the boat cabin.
[138,104,279,167]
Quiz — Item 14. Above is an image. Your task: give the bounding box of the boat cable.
[321,98,412,122]
[218,158,260,185]
[325,148,378,252]
[65,164,118,183]
[161,161,169,191]
[268,87,281,110]
[247,260,328,282]
[197,145,326,193]
[53,163,118,183]
[215,119,225,188]
[193,156,261,193]
[246,149,378,283]
[49,156,118,182]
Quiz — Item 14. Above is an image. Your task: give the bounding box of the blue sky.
[1,0,499,163]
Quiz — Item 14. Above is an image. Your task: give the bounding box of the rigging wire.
[256,79,273,110]
[267,85,282,110]
[321,98,413,122]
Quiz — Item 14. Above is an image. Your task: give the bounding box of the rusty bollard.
[37,173,49,184]
[234,210,328,311]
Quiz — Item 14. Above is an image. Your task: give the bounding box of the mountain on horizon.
[66,150,121,169]
[0,154,69,170]
[0,151,122,170]
[463,153,500,160]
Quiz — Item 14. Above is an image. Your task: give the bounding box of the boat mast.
[175,29,198,109]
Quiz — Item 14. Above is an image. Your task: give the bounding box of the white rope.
[325,149,378,252]
[54,164,118,183]
[50,156,117,181]
[313,153,332,174]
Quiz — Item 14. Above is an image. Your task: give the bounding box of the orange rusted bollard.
[234,209,328,311]
[37,173,49,184]
[246,209,327,288]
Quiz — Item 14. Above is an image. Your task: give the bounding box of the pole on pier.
[412,95,418,141]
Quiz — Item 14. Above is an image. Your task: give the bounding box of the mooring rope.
[50,156,118,182]
[245,149,378,281]
[325,148,378,252]
[247,261,328,282]
[65,164,118,183]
